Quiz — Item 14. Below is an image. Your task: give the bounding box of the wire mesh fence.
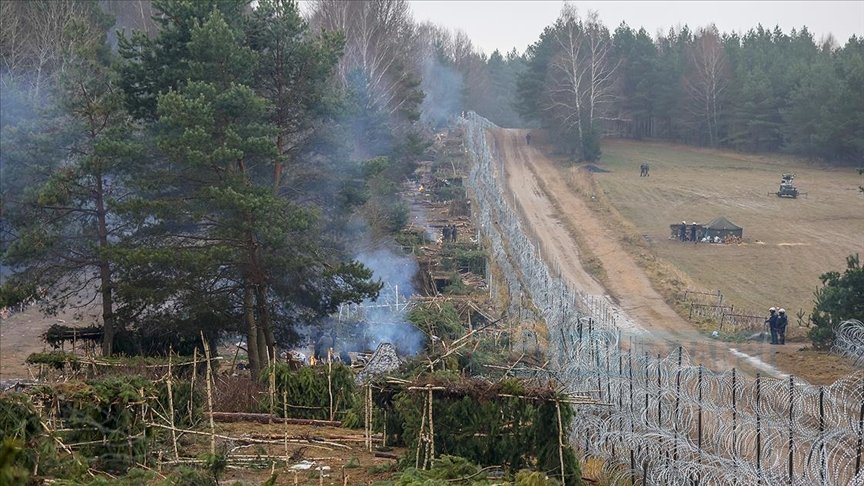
[460,112,864,485]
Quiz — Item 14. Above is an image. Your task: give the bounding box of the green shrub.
[28,376,202,474]
[382,379,580,484]
[266,363,357,420]
[408,303,463,343]
[26,351,80,370]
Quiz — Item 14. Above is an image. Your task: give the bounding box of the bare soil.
[188,421,403,485]
[0,304,101,383]
[490,128,858,383]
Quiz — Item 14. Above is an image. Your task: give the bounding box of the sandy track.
[490,128,788,378]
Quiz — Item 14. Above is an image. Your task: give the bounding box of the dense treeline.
[513,6,864,162]
[1,0,860,373]
[0,0,451,377]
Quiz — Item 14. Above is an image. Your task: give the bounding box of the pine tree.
[2,22,138,356]
[115,5,379,373]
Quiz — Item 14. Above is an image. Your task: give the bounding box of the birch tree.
[0,1,108,103]
[684,25,730,146]
[309,0,421,119]
[542,5,616,159]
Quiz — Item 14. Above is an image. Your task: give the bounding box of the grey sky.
[408,1,864,55]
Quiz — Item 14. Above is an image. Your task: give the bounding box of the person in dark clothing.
[776,309,788,344]
[640,162,650,177]
[314,331,336,361]
[679,222,687,241]
[689,222,698,243]
[450,224,458,242]
[526,133,532,145]
[442,225,451,243]
[765,307,778,344]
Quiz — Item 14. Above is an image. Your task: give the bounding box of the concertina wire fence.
[459,112,864,485]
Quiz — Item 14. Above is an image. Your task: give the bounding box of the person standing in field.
[765,307,778,344]
[776,309,788,345]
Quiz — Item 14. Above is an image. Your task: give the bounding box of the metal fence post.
[857,377,864,478]
[756,373,762,478]
[820,386,825,485]
[788,375,794,484]
[674,347,683,462]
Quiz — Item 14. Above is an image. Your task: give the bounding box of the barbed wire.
[460,113,864,485]
[834,320,864,367]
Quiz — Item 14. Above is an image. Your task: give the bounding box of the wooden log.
[207,412,341,427]
[374,451,400,459]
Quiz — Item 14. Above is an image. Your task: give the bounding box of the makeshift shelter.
[703,216,743,239]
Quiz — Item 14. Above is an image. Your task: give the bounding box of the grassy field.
[592,139,864,327]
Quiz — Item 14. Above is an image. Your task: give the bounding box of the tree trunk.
[94,173,115,356]
[255,285,277,360]
[244,283,261,377]
[257,325,269,371]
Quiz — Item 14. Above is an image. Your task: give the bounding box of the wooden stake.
[328,348,334,422]
[284,390,289,462]
[427,386,435,468]
[189,347,197,424]
[365,384,373,452]
[415,395,426,469]
[201,332,216,455]
[167,348,179,460]
[268,348,276,424]
[556,399,566,483]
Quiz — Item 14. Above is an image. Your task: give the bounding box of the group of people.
[442,224,458,243]
[678,221,701,243]
[765,307,788,345]
[639,162,650,177]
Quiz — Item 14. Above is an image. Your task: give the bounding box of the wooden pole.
[365,384,373,452]
[189,347,197,423]
[167,348,179,460]
[427,386,435,467]
[555,399,566,484]
[201,332,216,455]
[284,390,289,462]
[328,348,334,422]
[268,348,276,424]
[415,392,426,469]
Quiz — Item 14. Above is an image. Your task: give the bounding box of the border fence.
[460,112,864,485]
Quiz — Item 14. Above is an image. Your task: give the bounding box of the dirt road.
[490,127,814,379]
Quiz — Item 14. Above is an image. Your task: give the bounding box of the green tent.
[703,216,743,239]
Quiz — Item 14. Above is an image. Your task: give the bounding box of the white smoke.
[354,246,425,355]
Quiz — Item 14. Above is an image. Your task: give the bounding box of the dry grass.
[591,138,864,335]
